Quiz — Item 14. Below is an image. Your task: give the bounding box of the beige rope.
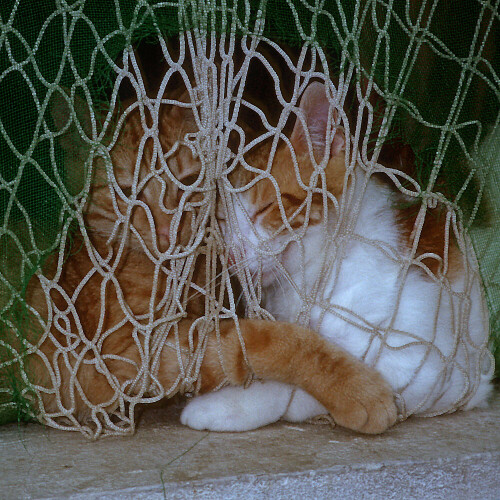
[0,1,494,437]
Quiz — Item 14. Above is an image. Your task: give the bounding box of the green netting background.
[0,0,498,426]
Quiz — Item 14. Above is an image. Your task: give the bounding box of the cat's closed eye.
[180,173,199,186]
[252,201,274,220]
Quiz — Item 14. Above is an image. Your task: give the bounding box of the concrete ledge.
[2,390,499,499]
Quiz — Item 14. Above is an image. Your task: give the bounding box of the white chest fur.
[262,179,492,416]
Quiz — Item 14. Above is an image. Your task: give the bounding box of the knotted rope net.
[0,0,498,438]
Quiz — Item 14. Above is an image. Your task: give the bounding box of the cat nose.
[157,224,170,243]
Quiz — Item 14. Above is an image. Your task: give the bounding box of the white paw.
[180,382,293,432]
[180,392,246,431]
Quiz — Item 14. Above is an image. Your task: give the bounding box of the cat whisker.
[271,267,288,299]
[234,287,246,311]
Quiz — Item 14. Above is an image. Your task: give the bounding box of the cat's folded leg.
[161,318,397,434]
[181,381,294,431]
[181,383,329,431]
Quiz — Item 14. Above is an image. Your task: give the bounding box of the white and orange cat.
[16,81,400,435]
[180,81,492,431]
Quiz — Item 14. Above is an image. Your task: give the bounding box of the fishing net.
[0,0,497,438]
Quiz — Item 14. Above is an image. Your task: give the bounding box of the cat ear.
[290,81,345,160]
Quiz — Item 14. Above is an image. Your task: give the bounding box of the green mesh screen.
[0,0,498,432]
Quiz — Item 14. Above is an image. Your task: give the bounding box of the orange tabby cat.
[189,81,490,432]
[18,81,397,435]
